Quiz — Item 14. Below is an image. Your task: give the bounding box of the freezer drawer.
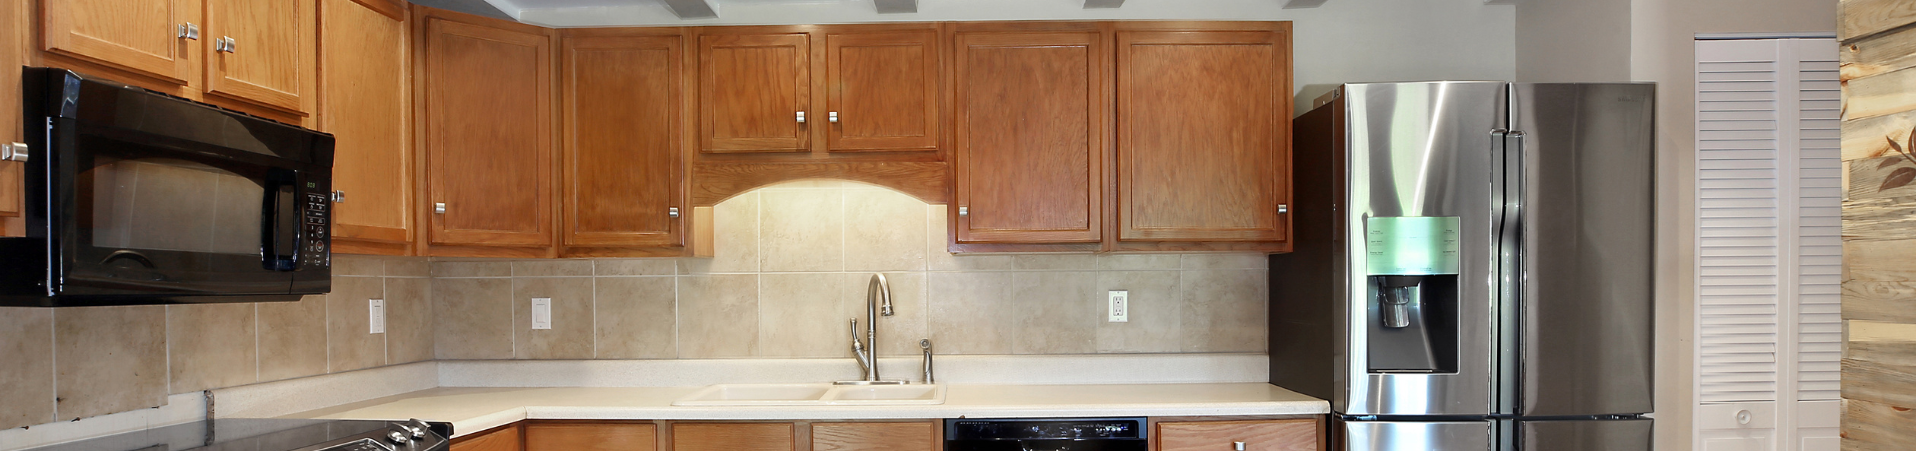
[1343,420,1491,451]
[1519,418,1652,451]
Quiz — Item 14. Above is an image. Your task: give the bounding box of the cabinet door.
[41,0,192,83]
[824,30,938,152]
[2,0,25,225]
[952,31,1103,244]
[699,33,809,153]
[452,425,522,451]
[320,0,410,247]
[672,423,794,451]
[526,423,657,451]
[205,0,314,113]
[1115,31,1288,242]
[561,34,683,249]
[1158,420,1318,451]
[423,18,554,248]
[812,422,933,451]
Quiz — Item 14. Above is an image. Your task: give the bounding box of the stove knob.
[388,431,410,445]
[405,424,427,439]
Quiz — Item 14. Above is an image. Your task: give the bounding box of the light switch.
[368,299,385,334]
[532,298,552,330]
[1108,290,1128,323]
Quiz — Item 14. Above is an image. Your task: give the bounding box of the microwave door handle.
[262,178,299,271]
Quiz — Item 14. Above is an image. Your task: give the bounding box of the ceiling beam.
[874,0,916,14]
[661,0,718,19]
[1083,0,1124,9]
[1282,0,1329,9]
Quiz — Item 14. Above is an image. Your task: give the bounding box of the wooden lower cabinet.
[813,422,935,451]
[451,424,522,451]
[672,423,794,451]
[1157,419,1320,451]
[527,423,657,451]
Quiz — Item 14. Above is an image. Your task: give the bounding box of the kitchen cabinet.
[811,422,934,451]
[2,0,25,234]
[418,8,557,256]
[320,0,412,255]
[671,423,794,451]
[949,26,1105,246]
[451,424,523,451]
[823,30,940,152]
[203,0,316,113]
[699,32,809,154]
[526,423,656,451]
[40,0,193,83]
[560,31,685,255]
[1113,27,1290,247]
[1156,419,1319,451]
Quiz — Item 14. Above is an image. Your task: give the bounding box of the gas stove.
[22,418,451,451]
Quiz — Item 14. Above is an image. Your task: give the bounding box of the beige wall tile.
[595,277,677,359]
[844,188,929,272]
[597,259,676,276]
[433,278,514,359]
[432,261,512,277]
[926,206,1016,271]
[512,277,596,359]
[1099,254,1182,270]
[1180,253,1271,270]
[328,277,387,372]
[513,260,594,277]
[386,257,431,278]
[1014,254,1100,271]
[1011,272,1099,354]
[0,308,54,429]
[1179,270,1269,352]
[55,306,165,420]
[759,273,847,358]
[167,303,257,393]
[258,294,328,382]
[683,192,760,273]
[331,254,385,276]
[846,272,928,357]
[678,274,759,358]
[1095,271,1183,353]
[385,278,434,364]
[760,189,844,272]
[927,272,1015,354]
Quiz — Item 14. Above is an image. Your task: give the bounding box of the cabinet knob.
[1277,204,1289,214]
[796,111,806,124]
[668,207,680,218]
[1234,441,1246,451]
[957,206,968,217]
[1,142,28,162]
[177,23,199,40]
[331,191,346,203]
[828,111,839,123]
[216,36,236,53]
[434,202,447,214]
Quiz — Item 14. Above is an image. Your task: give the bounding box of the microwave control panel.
[303,189,331,268]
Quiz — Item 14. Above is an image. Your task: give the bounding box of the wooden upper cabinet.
[952,31,1103,244]
[673,423,795,451]
[41,0,192,83]
[1,0,23,227]
[526,423,657,451]
[320,0,410,250]
[1115,29,1290,243]
[561,34,683,250]
[451,425,523,451]
[700,33,809,154]
[812,422,934,451]
[422,17,555,249]
[824,30,939,152]
[1157,419,1319,451]
[204,0,315,113]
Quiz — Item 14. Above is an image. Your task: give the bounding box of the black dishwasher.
[944,418,1148,451]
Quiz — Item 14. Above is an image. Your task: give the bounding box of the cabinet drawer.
[673,423,794,451]
[812,422,934,451]
[1158,419,1318,451]
[451,424,522,451]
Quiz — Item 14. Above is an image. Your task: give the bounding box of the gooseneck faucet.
[841,273,897,384]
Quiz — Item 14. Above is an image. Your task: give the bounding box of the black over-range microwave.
[0,68,335,306]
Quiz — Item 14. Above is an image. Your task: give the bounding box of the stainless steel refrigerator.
[1271,82,1656,451]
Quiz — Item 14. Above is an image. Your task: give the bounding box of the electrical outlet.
[368,299,385,334]
[532,298,552,330]
[1107,290,1128,322]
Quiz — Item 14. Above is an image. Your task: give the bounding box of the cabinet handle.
[216,37,236,53]
[177,23,199,40]
[957,206,968,217]
[1234,441,1246,451]
[796,111,806,124]
[434,203,447,214]
[331,191,346,203]
[1,142,28,162]
[1277,204,1289,214]
[828,111,839,123]
[668,207,680,218]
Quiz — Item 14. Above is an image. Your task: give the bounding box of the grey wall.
[1516,0,1632,82]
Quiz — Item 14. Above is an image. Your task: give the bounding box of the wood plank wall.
[1840,1,1916,448]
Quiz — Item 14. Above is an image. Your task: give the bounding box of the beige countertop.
[287,383,1329,437]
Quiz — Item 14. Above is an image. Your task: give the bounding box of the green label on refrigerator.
[1365,216,1462,275]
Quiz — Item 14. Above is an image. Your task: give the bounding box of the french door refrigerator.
[1271,82,1656,451]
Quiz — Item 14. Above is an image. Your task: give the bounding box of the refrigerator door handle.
[1493,123,1527,417]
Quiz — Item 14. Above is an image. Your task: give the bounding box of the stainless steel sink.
[670,383,945,406]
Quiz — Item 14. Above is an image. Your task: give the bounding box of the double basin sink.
[672,383,946,406]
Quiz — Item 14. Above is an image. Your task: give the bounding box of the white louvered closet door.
[1694,37,1841,451]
